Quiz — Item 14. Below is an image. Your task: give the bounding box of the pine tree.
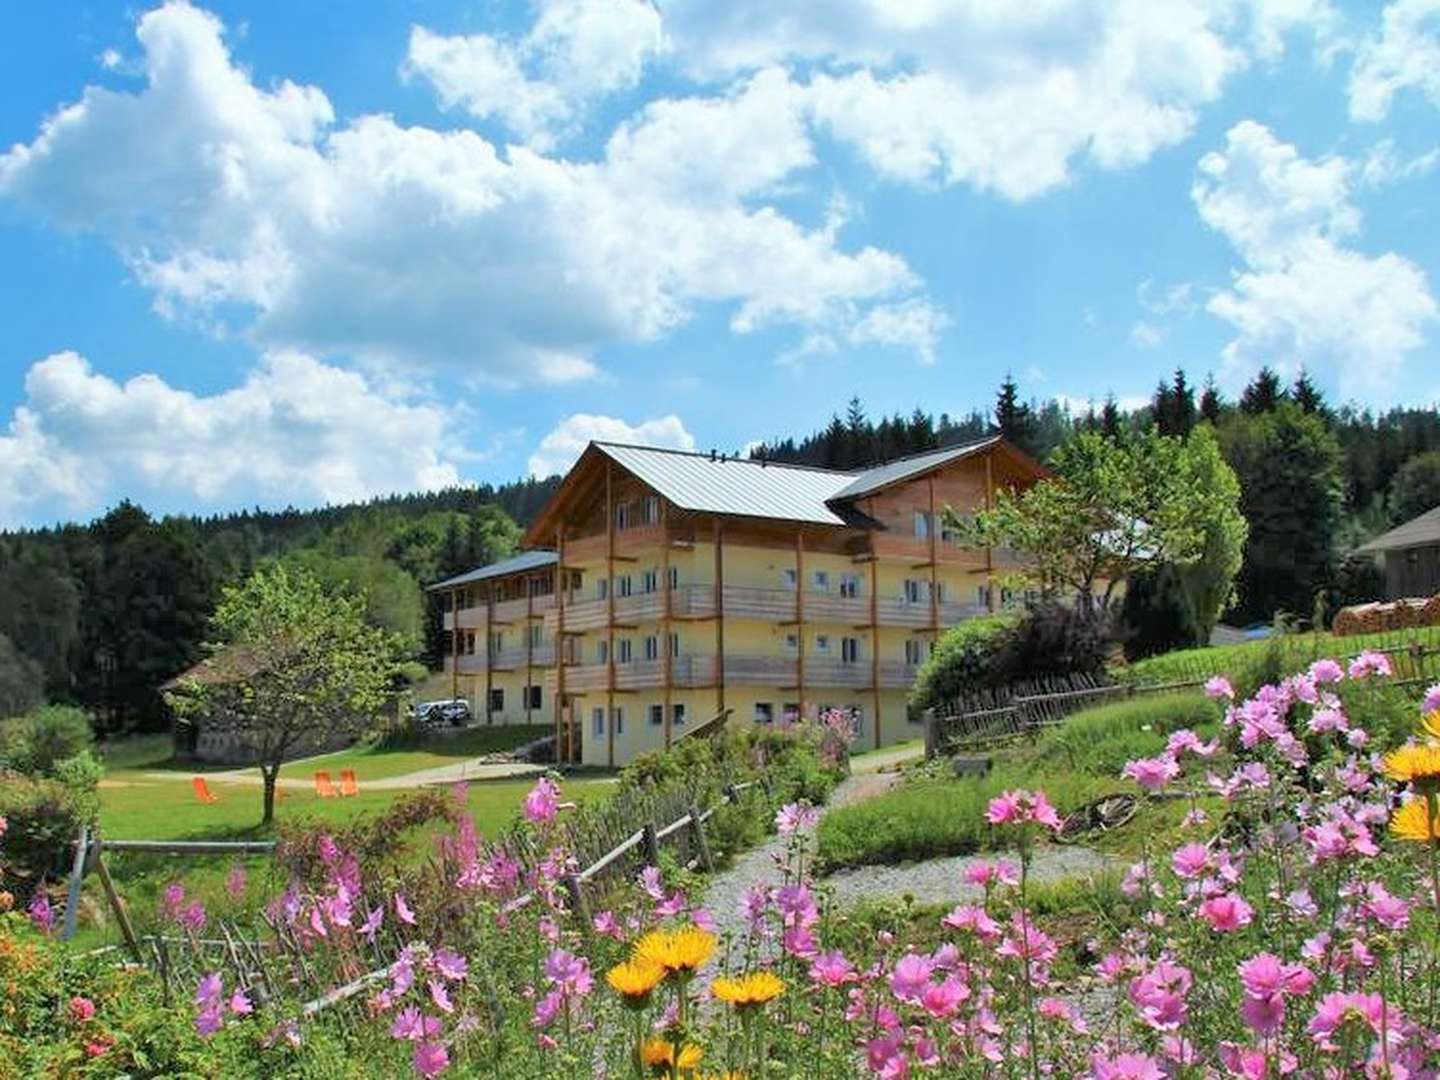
[1199,374,1223,424]
[1292,368,1327,417]
[995,373,1037,455]
[1100,395,1122,440]
[1170,368,1196,436]
[1240,366,1285,415]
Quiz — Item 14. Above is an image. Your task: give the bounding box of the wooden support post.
[93,837,143,963]
[642,822,661,867]
[687,802,715,873]
[795,530,806,719]
[871,553,882,751]
[605,461,616,770]
[484,583,495,726]
[555,529,567,764]
[928,474,940,636]
[713,519,726,716]
[61,825,89,941]
[525,577,534,727]
[564,873,591,927]
[661,500,673,749]
[450,586,461,705]
[984,452,996,613]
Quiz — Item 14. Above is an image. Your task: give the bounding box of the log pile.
[1333,595,1440,636]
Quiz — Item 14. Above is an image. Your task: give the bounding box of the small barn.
[1356,506,1440,600]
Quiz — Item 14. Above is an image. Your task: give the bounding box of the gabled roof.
[1356,505,1440,554]
[426,549,558,592]
[593,442,859,526]
[828,436,1004,501]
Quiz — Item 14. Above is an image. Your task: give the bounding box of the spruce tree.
[1239,366,1285,415]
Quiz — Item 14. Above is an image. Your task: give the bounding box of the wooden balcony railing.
[542,654,926,693]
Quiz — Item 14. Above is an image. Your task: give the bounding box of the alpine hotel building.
[429,437,1043,768]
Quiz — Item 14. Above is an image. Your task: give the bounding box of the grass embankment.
[816,692,1220,871]
[1119,624,1440,686]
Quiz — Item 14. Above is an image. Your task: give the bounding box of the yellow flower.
[1382,744,1440,788]
[1390,798,1440,843]
[710,970,786,1010]
[607,959,665,1004]
[640,1038,703,1073]
[634,925,717,976]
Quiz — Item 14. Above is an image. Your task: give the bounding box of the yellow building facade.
[433,438,1042,768]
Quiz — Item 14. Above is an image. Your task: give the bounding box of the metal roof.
[427,549,558,592]
[1356,505,1440,554]
[594,443,860,526]
[828,436,1003,501]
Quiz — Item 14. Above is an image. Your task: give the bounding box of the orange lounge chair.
[339,769,360,797]
[313,771,338,798]
[192,776,220,804]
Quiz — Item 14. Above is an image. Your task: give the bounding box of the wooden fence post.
[92,837,143,964]
[642,822,661,868]
[923,708,937,759]
[687,803,715,873]
[564,873,591,927]
[61,825,89,941]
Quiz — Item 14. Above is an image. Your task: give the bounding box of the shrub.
[908,613,1018,714]
[0,771,92,906]
[989,600,1111,684]
[0,705,95,776]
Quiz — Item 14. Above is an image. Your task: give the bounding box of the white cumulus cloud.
[1349,0,1440,121]
[1193,121,1438,402]
[0,350,466,525]
[528,413,695,478]
[0,2,933,387]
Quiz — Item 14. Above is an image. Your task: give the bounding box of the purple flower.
[360,905,384,941]
[1122,755,1179,791]
[1204,675,1235,700]
[1423,682,1440,715]
[413,1040,449,1077]
[531,988,564,1029]
[26,892,54,934]
[775,801,820,834]
[522,776,561,824]
[395,892,417,925]
[391,1006,425,1041]
[160,882,186,919]
[225,865,247,902]
[195,1004,224,1037]
[638,865,665,900]
[229,989,253,1015]
[888,953,935,1004]
[432,948,468,982]
[179,899,207,933]
[542,949,593,996]
[1309,658,1345,684]
[1348,650,1392,679]
[195,971,223,1007]
[428,980,454,1014]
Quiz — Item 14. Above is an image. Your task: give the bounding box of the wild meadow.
[5,659,1440,1077]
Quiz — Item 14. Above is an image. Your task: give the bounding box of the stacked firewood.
[1333,594,1440,636]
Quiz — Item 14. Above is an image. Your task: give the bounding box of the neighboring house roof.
[593,442,860,526]
[160,646,262,691]
[828,436,1003,501]
[427,550,559,593]
[1356,506,1440,554]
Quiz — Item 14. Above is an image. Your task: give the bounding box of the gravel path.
[703,752,1112,933]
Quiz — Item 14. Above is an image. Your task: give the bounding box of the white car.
[411,699,472,726]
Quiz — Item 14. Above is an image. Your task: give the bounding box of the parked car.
[410,698,472,727]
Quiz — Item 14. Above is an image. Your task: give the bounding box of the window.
[904,579,923,604]
[597,578,609,600]
[649,703,664,727]
[615,502,631,530]
[814,634,831,653]
[812,570,830,592]
[783,567,798,590]
[489,688,504,713]
[841,637,860,664]
[668,632,680,658]
[934,581,946,604]
[914,510,930,539]
[643,495,660,524]
[597,640,609,664]
[668,566,679,590]
[977,585,988,606]
[642,569,658,594]
[672,703,686,727]
[783,703,801,724]
[488,630,503,656]
[592,707,605,737]
[754,702,774,725]
[528,624,544,647]
[612,706,625,735]
[526,685,543,710]
[465,632,476,655]
[784,633,799,654]
[839,573,860,598]
[617,575,633,598]
[644,635,659,661]
[905,639,928,665]
[617,639,633,663]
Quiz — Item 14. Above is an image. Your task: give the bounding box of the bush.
[908,614,1018,714]
[990,600,1112,684]
[0,705,95,776]
[0,771,92,906]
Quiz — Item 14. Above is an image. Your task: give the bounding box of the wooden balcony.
[562,523,668,564]
[543,654,926,693]
[445,592,554,631]
[441,645,556,676]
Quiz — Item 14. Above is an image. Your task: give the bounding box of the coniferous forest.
[3,366,1439,731]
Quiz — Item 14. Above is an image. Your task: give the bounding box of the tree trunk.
[261,765,278,826]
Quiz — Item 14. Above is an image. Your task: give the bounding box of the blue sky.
[2,0,1438,527]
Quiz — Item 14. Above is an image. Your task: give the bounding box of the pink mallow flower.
[776,801,821,834]
[522,776,562,824]
[1307,991,1391,1052]
[413,1040,450,1078]
[1170,842,1212,879]
[985,789,1063,830]
[1204,676,1235,701]
[1348,650,1392,679]
[68,996,96,1023]
[1122,754,1180,791]
[888,953,935,1004]
[1308,658,1344,684]
[1091,1051,1166,1079]
[1200,893,1255,932]
[810,950,856,987]
[1423,682,1440,715]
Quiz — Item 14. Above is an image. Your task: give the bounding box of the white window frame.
[782,568,798,591]
[597,578,609,600]
[643,635,659,662]
[642,569,659,594]
[904,579,922,604]
[841,636,859,664]
[617,638,633,663]
[672,703,686,726]
[612,706,625,735]
[597,640,609,664]
[649,703,664,727]
[839,573,860,599]
[814,634,831,653]
[592,707,605,737]
[754,702,774,725]
[812,569,830,592]
[615,503,631,530]
[914,511,930,539]
[667,565,679,590]
[617,575,633,598]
